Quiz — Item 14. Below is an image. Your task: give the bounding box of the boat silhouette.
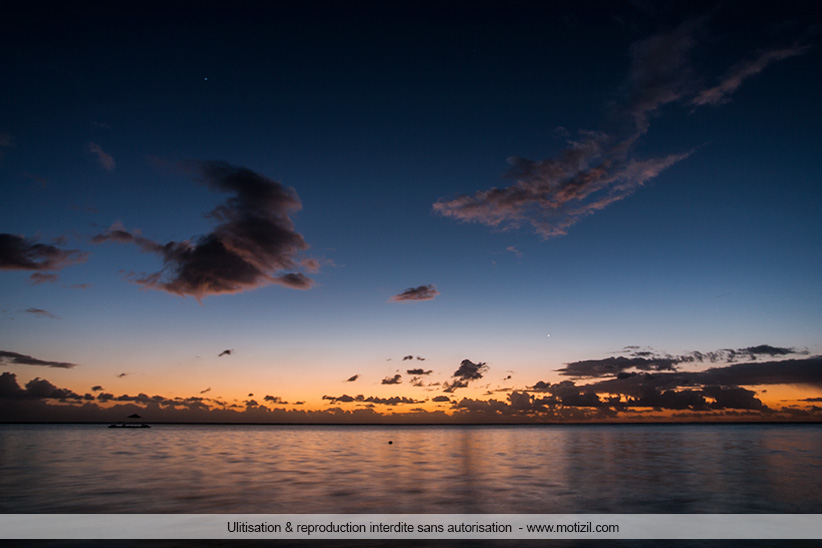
[108,413,151,428]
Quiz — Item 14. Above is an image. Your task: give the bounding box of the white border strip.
[1,514,820,540]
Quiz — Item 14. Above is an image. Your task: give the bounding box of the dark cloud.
[116,372,128,378]
[24,378,83,400]
[345,374,359,382]
[322,394,423,406]
[433,19,804,240]
[453,359,488,381]
[382,374,402,385]
[264,395,287,404]
[199,387,211,394]
[407,368,432,376]
[0,372,26,398]
[402,355,414,361]
[218,349,233,357]
[323,394,356,403]
[24,308,58,319]
[442,359,489,392]
[442,379,469,393]
[0,350,77,369]
[91,386,103,391]
[92,161,314,299]
[562,345,807,378]
[431,396,450,402]
[0,234,88,282]
[389,285,440,302]
[560,356,679,378]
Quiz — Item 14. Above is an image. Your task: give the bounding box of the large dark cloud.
[531,353,822,413]
[559,345,806,378]
[92,161,314,299]
[0,373,86,401]
[433,19,806,239]
[0,234,89,283]
[0,350,77,369]
[389,285,440,302]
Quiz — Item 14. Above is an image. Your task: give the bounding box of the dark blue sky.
[1,1,821,422]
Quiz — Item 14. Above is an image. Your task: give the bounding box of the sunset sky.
[2,1,821,423]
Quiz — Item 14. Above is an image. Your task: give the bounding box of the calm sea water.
[1,423,821,515]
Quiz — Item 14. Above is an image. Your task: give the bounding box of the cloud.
[28,273,59,284]
[91,385,103,391]
[1,234,89,283]
[443,359,488,392]
[345,374,359,382]
[433,18,804,240]
[559,356,680,378]
[453,359,488,381]
[506,246,522,258]
[24,308,59,319]
[692,45,810,106]
[389,285,440,302]
[382,374,402,385]
[92,161,314,299]
[200,387,211,394]
[218,349,233,357]
[264,395,287,404]
[406,368,432,376]
[322,394,424,406]
[116,372,128,378]
[561,345,807,378]
[86,142,115,171]
[431,396,451,402]
[402,355,414,361]
[0,350,77,369]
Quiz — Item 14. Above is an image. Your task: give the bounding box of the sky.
[1,1,821,423]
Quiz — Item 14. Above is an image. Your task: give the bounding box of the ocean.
[1,423,821,547]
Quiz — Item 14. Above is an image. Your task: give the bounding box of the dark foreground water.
[1,423,821,547]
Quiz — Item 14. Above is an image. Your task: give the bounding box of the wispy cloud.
[434,18,805,239]
[86,142,115,171]
[28,273,59,284]
[345,374,359,382]
[92,161,315,299]
[0,350,77,369]
[24,308,59,319]
[692,44,809,106]
[389,284,440,302]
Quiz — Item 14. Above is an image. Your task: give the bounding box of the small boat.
[108,413,151,428]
